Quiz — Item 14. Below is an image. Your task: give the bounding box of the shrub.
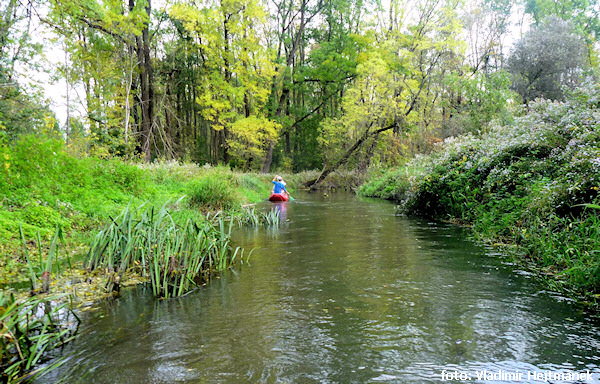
[361,82,600,301]
[187,172,240,210]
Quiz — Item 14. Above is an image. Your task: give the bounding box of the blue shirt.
[272,181,287,194]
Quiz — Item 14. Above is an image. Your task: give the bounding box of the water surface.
[41,192,600,383]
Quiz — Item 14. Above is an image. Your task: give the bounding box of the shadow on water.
[39,192,600,384]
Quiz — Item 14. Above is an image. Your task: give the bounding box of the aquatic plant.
[0,293,77,383]
[86,202,249,298]
[235,206,281,227]
[236,206,261,227]
[20,224,38,293]
[261,209,281,226]
[18,224,69,294]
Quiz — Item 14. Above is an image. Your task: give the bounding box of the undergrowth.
[359,82,600,304]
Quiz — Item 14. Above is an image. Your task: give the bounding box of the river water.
[41,192,600,383]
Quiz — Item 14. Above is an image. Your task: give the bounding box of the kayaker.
[272,175,289,197]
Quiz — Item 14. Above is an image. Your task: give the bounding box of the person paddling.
[272,175,290,198]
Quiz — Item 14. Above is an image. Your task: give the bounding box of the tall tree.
[523,0,600,65]
[308,0,464,187]
[507,17,587,103]
[0,0,51,139]
[170,0,278,165]
[47,0,156,159]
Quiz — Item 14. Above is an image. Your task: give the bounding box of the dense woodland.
[1,0,598,177]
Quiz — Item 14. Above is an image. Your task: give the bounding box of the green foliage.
[86,203,249,298]
[358,165,424,200]
[187,175,240,211]
[444,71,516,133]
[0,293,77,383]
[169,0,276,166]
[316,0,467,176]
[362,82,600,300]
[19,204,70,232]
[0,86,53,141]
[227,116,281,170]
[523,0,600,46]
[0,135,151,237]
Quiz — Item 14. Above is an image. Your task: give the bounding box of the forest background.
[3,0,598,177]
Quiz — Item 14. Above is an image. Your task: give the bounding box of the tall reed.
[236,206,281,227]
[86,202,249,298]
[18,225,67,294]
[0,292,78,383]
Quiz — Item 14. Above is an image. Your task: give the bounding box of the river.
[40,192,600,383]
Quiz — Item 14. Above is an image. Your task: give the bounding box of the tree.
[523,0,600,43]
[47,0,156,159]
[170,0,278,165]
[307,0,464,187]
[507,17,587,103]
[0,0,53,139]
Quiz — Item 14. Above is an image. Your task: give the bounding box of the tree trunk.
[305,122,398,189]
[134,0,153,162]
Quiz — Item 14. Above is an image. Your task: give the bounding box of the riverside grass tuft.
[359,82,600,305]
[86,202,253,298]
[0,292,78,383]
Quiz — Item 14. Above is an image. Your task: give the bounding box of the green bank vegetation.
[0,135,295,287]
[360,83,600,305]
[0,136,293,382]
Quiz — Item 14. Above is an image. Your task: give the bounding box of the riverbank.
[0,135,303,289]
[359,84,600,308]
[0,136,304,382]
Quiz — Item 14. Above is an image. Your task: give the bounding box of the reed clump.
[0,292,78,383]
[236,206,281,227]
[86,203,250,298]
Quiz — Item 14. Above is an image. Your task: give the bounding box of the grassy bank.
[359,83,600,305]
[0,135,306,381]
[0,135,304,287]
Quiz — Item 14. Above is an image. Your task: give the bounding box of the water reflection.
[39,192,600,384]
[269,201,288,222]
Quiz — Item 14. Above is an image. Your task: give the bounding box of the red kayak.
[268,193,289,202]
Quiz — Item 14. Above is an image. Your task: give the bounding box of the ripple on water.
[36,192,600,384]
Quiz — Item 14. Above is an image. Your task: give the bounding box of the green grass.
[0,137,297,286]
